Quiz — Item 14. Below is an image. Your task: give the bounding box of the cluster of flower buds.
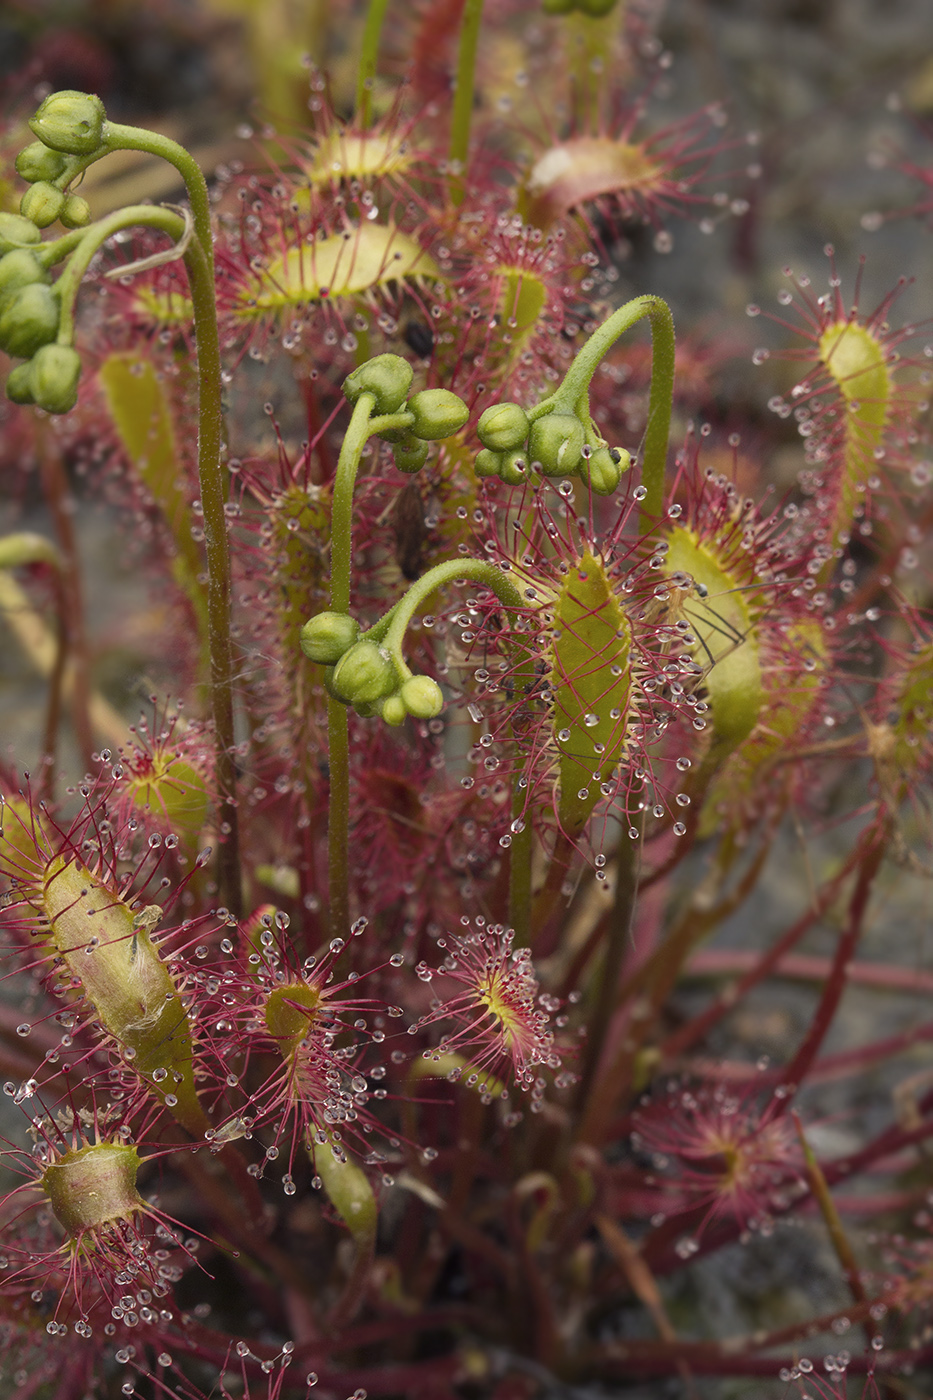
[0,215,81,412]
[299,611,443,723]
[16,91,106,228]
[0,92,111,413]
[343,352,469,472]
[474,398,630,495]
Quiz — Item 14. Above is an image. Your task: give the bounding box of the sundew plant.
[1,3,933,1398]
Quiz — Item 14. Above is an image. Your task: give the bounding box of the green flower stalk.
[474,294,674,521]
[5,93,240,914]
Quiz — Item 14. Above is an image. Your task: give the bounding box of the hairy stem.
[100,121,215,273]
[449,0,485,205]
[573,818,640,1121]
[530,295,675,524]
[327,693,352,944]
[356,0,392,128]
[54,204,239,913]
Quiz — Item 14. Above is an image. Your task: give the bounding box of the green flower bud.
[321,665,344,703]
[401,674,444,719]
[343,353,413,415]
[577,0,617,14]
[392,435,430,474]
[0,213,41,255]
[300,611,360,664]
[380,694,407,726]
[19,181,66,230]
[0,283,60,359]
[60,194,91,229]
[29,90,107,156]
[15,140,70,184]
[498,449,529,487]
[29,344,82,414]
[477,401,530,452]
[5,362,35,405]
[528,412,585,477]
[331,640,395,705]
[474,447,503,478]
[406,388,469,440]
[353,699,382,718]
[0,249,50,304]
[582,446,629,496]
[541,0,575,12]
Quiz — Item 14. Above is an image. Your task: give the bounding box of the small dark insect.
[394,480,428,580]
[404,319,434,358]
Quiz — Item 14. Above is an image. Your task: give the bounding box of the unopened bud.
[15,140,70,184]
[380,694,407,726]
[20,181,66,229]
[477,401,530,452]
[60,194,91,229]
[300,611,360,664]
[5,362,35,405]
[528,412,585,476]
[400,674,444,719]
[577,0,617,14]
[474,447,503,478]
[331,640,395,705]
[343,353,413,415]
[29,90,107,156]
[0,249,50,303]
[0,213,41,255]
[0,283,60,359]
[583,446,629,495]
[392,435,430,474]
[29,344,81,413]
[406,388,469,440]
[498,449,529,486]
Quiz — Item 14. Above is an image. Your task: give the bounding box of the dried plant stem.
[777,828,886,1102]
[0,572,127,748]
[576,831,772,1145]
[659,835,869,1063]
[792,1111,878,1351]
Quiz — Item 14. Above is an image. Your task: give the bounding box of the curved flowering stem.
[52,205,189,344]
[325,395,414,940]
[326,556,533,942]
[529,294,675,525]
[375,557,534,939]
[76,120,214,276]
[52,204,240,915]
[330,399,414,615]
[378,559,524,665]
